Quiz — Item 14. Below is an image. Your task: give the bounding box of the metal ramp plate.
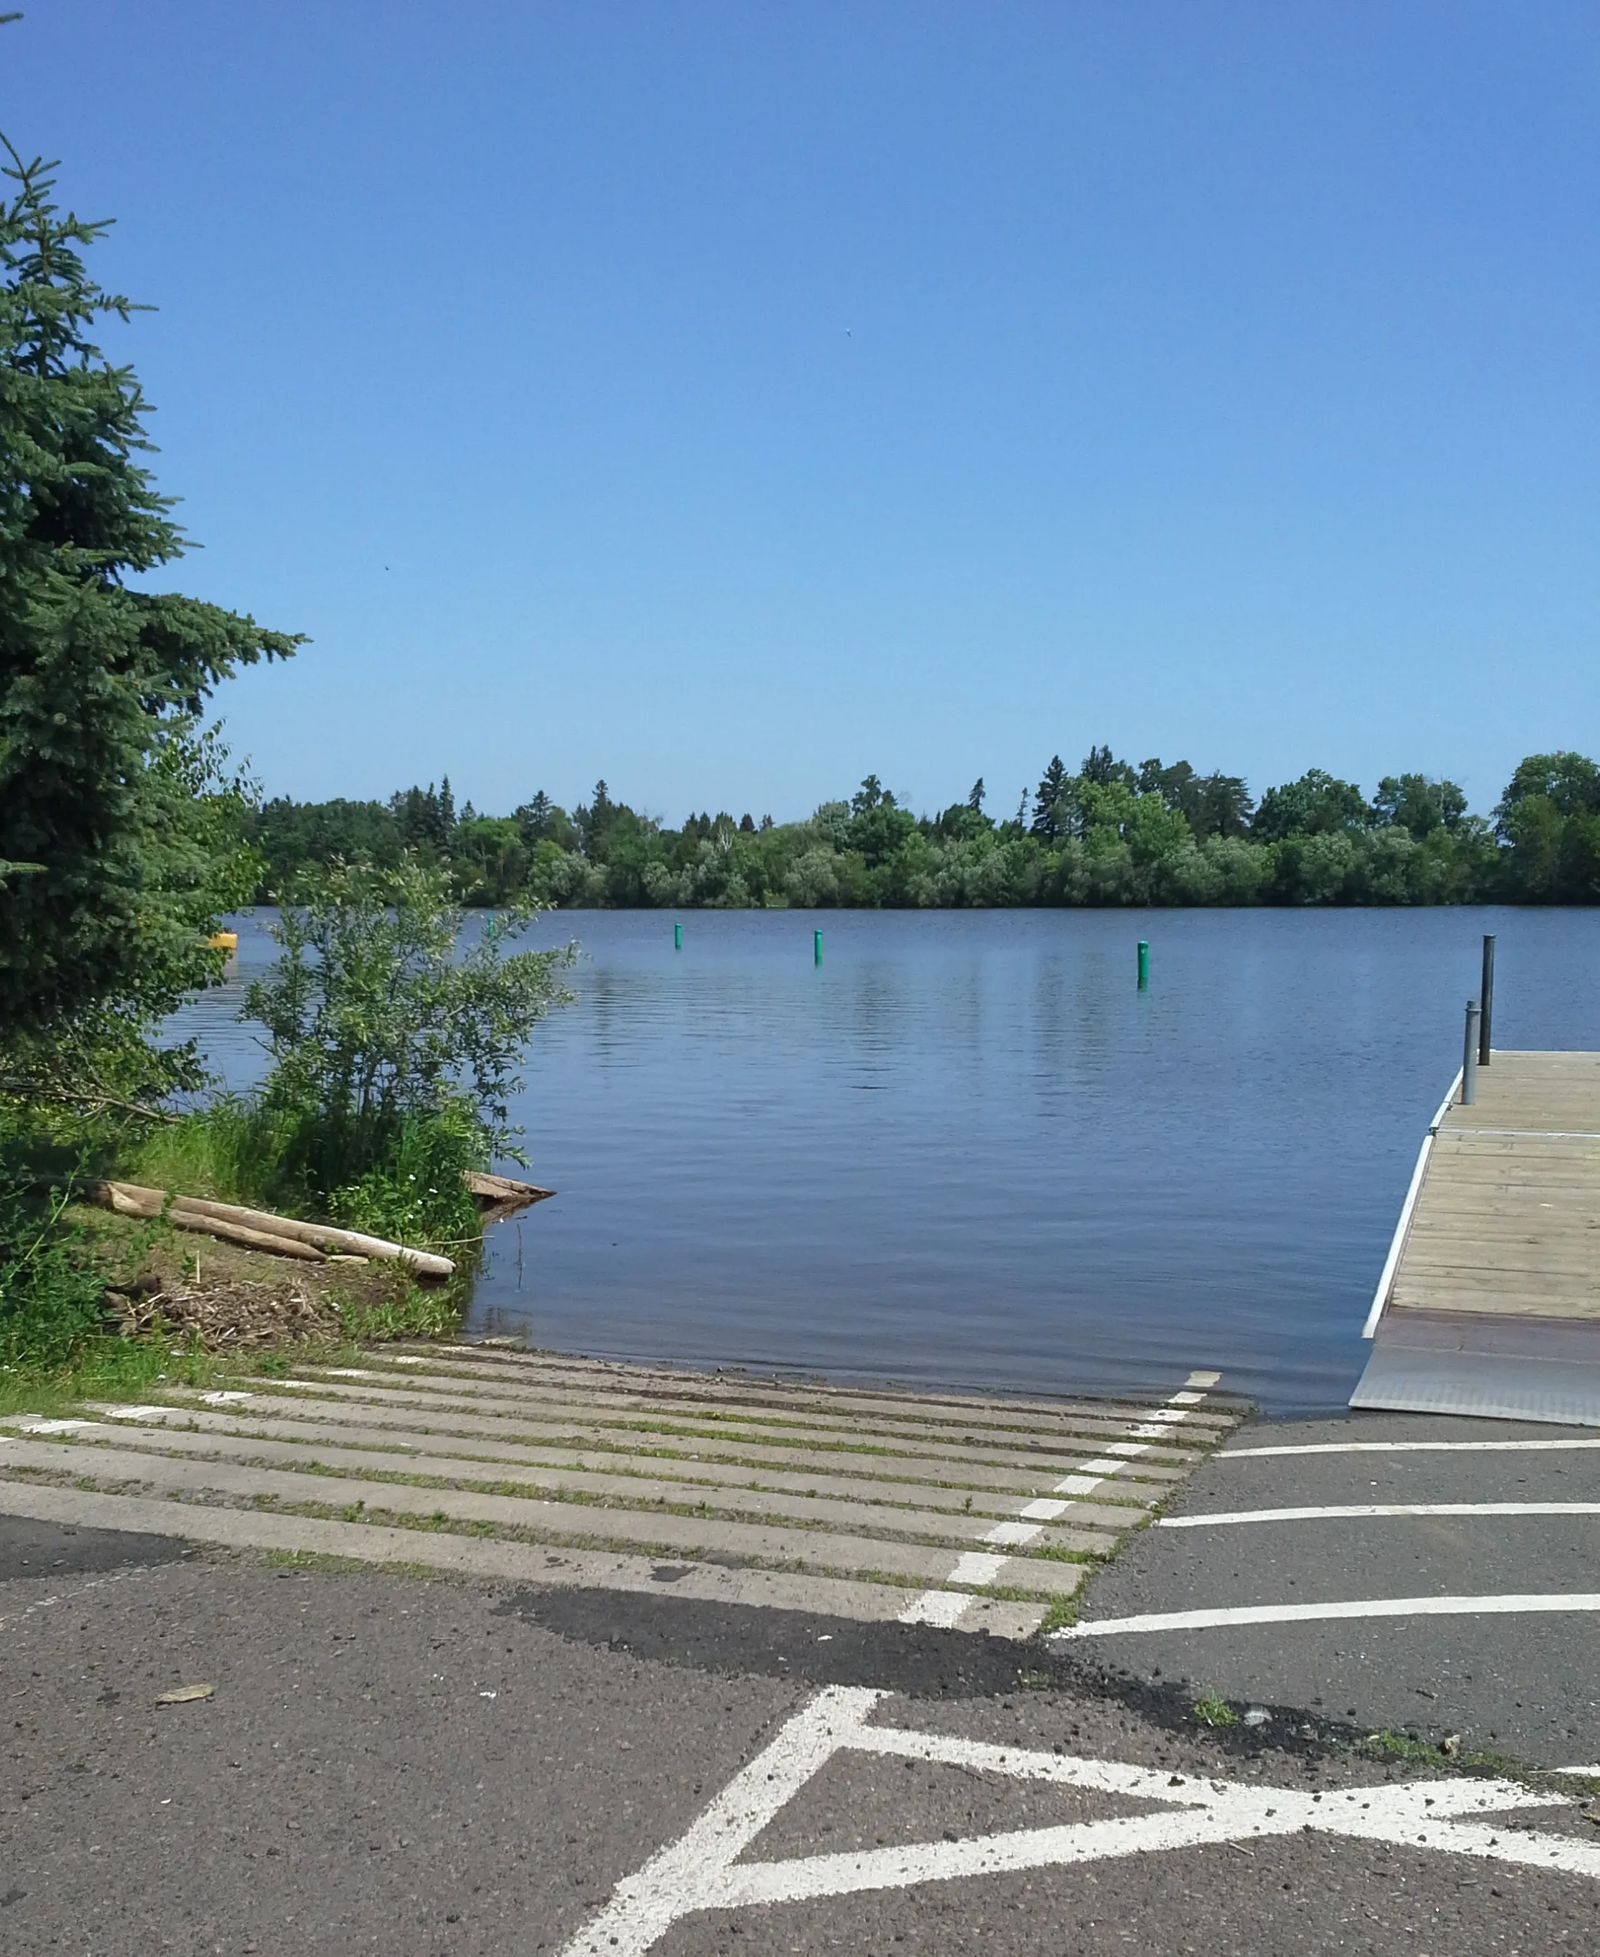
[1350,1343,1600,1426]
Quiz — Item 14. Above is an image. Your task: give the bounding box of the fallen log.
[90,1182,325,1262]
[86,1181,456,1280]
[463,1170,555,1221]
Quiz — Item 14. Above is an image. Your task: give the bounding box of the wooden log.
[89,1181,455,1281]
[91,1184,325,1262]
[463,1170,555,1207]
[462,1169,554,1222]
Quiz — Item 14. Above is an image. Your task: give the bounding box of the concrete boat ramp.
[0,1348,1242,1637]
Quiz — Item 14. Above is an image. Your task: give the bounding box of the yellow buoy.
[206,931,239,953]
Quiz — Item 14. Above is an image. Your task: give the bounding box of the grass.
[1362,1729,1446,1765]
[1037,1594,1079,1634]
[119,1098,298,1211]
[1191,1694,1239,1729]
[0,1336,222,1421]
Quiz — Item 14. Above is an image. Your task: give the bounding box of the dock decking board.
[1353,1051,1600,1418]
[1387,1052,1600,1326]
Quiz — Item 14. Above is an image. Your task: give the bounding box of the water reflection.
[173,905,1600,1414]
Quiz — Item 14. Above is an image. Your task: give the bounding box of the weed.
[1362,1730,1443,1764]
[1192,1694,1239,1729]
[1037,1594,1078,1635]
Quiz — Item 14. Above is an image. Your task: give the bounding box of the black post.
[1480,934,1495,1067]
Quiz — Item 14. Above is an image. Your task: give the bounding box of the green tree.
[1252,769,1368,843]
[1081,743,1134,788]
[246,855,574,1190]
[0,118,298,1094]
[850,774,886,816]
[1183,773,1253,840]
[515,789,555,841]
[1497,752,1600,822]
[1030,756,1069,841]
[1370,773,1467,839]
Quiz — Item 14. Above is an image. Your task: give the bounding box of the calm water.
[178,907,1600,1414]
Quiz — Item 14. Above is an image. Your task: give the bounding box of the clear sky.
[8,2,1596,823]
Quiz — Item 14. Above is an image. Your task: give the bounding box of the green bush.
[245,854,574,1198]
[327,1105,484,1249]
[0,1182,108,1367]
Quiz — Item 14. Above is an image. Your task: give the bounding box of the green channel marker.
[674,921,682,951]
[1137,939,1149,988]
[814,929,824,967]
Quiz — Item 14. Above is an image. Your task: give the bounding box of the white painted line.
[943,1550,1010,1588]
[981,1521,1045,1549]
[1162,1503,1600,1529]
[1222,1439,1600,1459]
[896,1589,978,1629]
[1056,1593,1600,1640]
[893,1374,1219,1629]
[15,1418,93,1435]
[92,1404,174,1422]
[199,1391,256,1407]
[559,1687,1600,1951]
[557,1685,885,1957]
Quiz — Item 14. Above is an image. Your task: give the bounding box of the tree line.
[249,750,1600,911]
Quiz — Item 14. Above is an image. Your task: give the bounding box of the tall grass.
[122,1093,482,1248]
[122,1095,304,1210]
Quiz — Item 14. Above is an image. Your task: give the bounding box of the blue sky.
[8,2,1596,822]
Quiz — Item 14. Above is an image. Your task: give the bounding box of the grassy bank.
[0,1201,465,1419]
[0,1097,482,1409]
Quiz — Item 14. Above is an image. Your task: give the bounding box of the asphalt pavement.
[4,1494,1599,1956]
[1062,1411,1600,1766]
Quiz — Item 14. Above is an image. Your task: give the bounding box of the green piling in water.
[1137,939,1149,989]
[674,921,682,951]
[814,929,824,967]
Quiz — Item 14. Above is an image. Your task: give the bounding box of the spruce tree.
[0,114,300,1089]
[1030,756,1068,840]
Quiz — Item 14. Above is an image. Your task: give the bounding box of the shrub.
[245,853,575,1197]
[0,1182,108,1367]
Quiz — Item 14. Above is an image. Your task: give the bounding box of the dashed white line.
[1055,1592,1600,1639]
[1162,1502,1600,1529]
[897,1371,1221,1630]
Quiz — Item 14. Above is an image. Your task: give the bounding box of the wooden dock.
[1352,1051,1600,1423]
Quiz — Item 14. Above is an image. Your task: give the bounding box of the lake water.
[180,906,1600,1414]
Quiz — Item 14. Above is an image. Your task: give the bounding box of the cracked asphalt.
[4,1508,1598,1955]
